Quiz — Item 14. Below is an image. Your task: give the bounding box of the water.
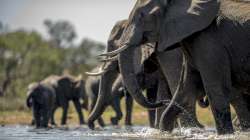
[1,125,250,140]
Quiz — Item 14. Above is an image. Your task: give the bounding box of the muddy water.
[0,125,250,140]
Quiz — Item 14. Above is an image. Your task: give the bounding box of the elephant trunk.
[159,51,188,131]
[26,92,33,108]
[87,62,119,129]
[118,46,164,109]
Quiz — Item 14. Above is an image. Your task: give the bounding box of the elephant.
[26,82,56,128]
[87,19,207,129]
[101,0,250,134]
[233,93,250,128]
[42,75,88,125]
[85,67,133,128]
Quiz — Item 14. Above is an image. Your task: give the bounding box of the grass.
[0,97,220,127]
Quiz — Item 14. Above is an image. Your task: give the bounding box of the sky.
[0,0,136,44]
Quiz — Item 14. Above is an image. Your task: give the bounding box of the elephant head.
[87,19,164,128]
[101,0,219,109]
[87,20,128,128]
[26,82,46,107]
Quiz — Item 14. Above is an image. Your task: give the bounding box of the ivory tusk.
[85,70,106,76]
[99,45,129,57]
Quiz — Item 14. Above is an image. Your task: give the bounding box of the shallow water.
[0,125,250,140]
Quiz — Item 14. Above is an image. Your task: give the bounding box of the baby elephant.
[26,83,56,128]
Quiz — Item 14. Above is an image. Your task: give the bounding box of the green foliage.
[44,19,77,48]
[0,28,104,108]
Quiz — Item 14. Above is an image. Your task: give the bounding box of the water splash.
[0,125,250,140]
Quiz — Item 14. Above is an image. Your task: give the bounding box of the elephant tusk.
[99,55,118,62]
[85,64,107,76]
[85,70,106,76]
[99,45,129,57]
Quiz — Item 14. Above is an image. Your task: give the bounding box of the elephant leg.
[31,119,35,126]
[50,107,57,126]
[125,92,133,126]
[41,107,49,128]
[178,71,204,128]
[155,76,172,129]
[179,101,204,128]
[192,38,233,134]
[73,99,85,125]
[146,88,157,128]
[200,76,232,134]
[230,89,250,130]
[61,103,69,125]
[90,97,105,127]
[97,117,105,127]
[110,96,123,125]
[33,107,41,128]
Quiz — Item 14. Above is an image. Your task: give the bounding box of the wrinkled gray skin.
[139,55,208,129]
[42,75,88,125]
[115,0,250,134]
[87,20,159,129]
[233,94,250,128]
[26,83,56,128]
[85,68,133,128]
[87,19,207,129]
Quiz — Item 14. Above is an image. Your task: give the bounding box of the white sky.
[0,0,136,44]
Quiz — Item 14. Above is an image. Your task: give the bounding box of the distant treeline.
[0,19,105,98]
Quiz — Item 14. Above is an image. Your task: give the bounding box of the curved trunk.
[87,61,119,129]
[118,46,164,109]
[159,51,188,131]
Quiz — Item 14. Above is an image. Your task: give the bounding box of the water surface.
[0,125,249,140]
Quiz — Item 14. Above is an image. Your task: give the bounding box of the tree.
[44,19,76,48]
[0,31,37,96]
[62,38,105,75]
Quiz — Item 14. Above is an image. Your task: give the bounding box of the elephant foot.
[125,122,132,126]
[196,122,204,129]
[111,117,119,125]
[31,120,35,126]
[51,121,57,126]
[88,121,95,130]
[99,121,105,128]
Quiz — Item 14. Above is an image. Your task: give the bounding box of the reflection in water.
[0,125,249,140]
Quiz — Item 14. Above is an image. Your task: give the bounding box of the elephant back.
[219,0,250,23]
[56,76,75,99]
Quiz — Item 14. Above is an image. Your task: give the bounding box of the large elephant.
[101,0,250,134]
[42,75,88,125]
[85,67,133,128]
[26,82,56,128]
[87,19,207,129]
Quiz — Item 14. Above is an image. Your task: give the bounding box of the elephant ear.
[158,0,220,51]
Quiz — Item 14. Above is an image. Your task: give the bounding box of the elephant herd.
[26,74,133,128]
[26,0,250,135]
